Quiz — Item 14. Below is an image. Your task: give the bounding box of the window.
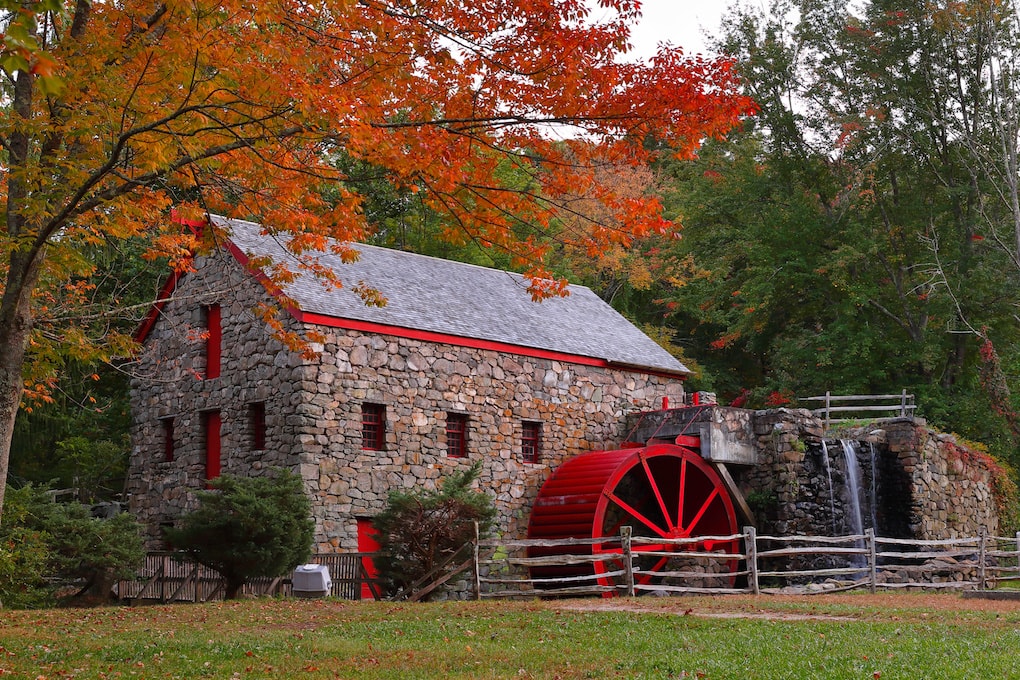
[362,403,386,450]
[203,304,221,379]
[160,417,175,462]
[204,410,222,480]
[250,401,266,450]
[522,421,541,464]
[446,413,468,458]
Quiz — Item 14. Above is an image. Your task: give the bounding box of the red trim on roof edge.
[135,212,211,343]
[294,310,687,379]
[223,239,305,320]
[134,270,182,343]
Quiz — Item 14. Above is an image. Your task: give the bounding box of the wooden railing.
[471,527,1019,598]
[799,390,916,427]
[123,528,1020,602]
[121,552,383,604]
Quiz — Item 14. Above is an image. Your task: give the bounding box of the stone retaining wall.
[737,408,1000,540]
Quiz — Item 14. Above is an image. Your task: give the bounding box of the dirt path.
[542,591,1020,623]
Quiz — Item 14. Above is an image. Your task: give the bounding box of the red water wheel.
[527,441,738,594]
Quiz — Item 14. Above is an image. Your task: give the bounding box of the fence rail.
[799,390,916,426]
[123,528,1020,602]
[471,526,1017,598]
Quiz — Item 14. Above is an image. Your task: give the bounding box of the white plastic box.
[292,564,332,598]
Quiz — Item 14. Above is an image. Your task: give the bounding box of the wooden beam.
[712,461,756,528]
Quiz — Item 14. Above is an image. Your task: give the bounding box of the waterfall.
[841,440,867,569]
[840,440,865,538]
[820,441,837,535]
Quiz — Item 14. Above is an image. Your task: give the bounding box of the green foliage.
[0,485,144,608]
[165,470,315,599]
[373,462,496,598]
[0,487,53,609]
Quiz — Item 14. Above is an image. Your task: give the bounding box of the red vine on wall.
[978,333,1020,439]
[945,440,1018,525]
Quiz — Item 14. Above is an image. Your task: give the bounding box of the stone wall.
[737,408,1000,540]
[128,249,687,551]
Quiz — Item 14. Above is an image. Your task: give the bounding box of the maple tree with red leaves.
[0,0,754,521]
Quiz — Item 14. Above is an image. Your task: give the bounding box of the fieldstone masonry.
[128,248,686,551]
[739,408,1000,539]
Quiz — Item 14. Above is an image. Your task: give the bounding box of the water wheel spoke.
[604,516,628,537]
[641,454,676,532]
[605,491,670,539]
[681,487,720,536]
[677,457,688,530]
[635,556,671,585]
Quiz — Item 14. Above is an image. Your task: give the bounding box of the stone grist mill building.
[129,215,1004,589]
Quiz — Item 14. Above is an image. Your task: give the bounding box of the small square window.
[250,402,266,450]
[522,421,541,464]
[446,413,468,458]
[362,403,386,451]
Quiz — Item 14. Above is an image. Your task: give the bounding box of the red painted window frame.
[361,403,385,450]
[204,304,221,379]
[522,421,541,464]
[446,413,468,458]
[161,417,175,462]
[204,410,222,480]
[250,401,266,450]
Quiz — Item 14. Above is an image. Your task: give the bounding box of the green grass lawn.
[2,593,1020,679]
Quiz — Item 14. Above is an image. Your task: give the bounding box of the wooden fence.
[121,552,382,604]
[471,526,1020,598]
[123,528,1020,602]
[799,390,916,427]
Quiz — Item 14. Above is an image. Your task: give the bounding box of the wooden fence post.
[472,521,481,601]
[979,529,987,591]
[867,528,877,594]
[1016,531,1020,582]
[824,391,831,428]
[744,526,759,595]
[621,526,635,597]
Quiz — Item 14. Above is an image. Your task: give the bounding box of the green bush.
[0,485,144,608]
[165,470,314,599]
[373,462,496,598]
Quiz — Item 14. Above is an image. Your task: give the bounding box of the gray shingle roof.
[217,216,689,375]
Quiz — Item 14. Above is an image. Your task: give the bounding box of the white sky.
[625,0,741,59]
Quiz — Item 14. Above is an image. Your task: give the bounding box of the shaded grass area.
[2,593,1020,678]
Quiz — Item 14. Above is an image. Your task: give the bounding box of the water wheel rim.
[590,443,738,591]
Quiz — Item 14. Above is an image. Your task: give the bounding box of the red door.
[357,518,380,600]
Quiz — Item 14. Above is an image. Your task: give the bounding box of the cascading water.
[841,440,865,539]
[841,440,867,569]
[820,441,837,535]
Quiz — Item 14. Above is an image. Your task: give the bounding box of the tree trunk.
[0,250,44,526]
[224,578,245,600]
